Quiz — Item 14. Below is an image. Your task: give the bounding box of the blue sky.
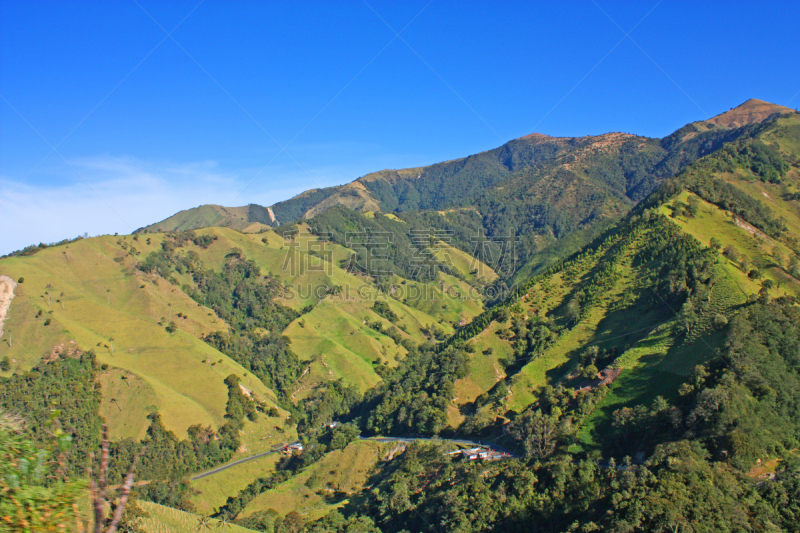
[2,0,800,254]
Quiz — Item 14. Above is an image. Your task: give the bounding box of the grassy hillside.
[0,234,282,439]
[145,101,796,288]
[141,204,275,233]
[4,100,799,533]
[445,207,766,447]
[137,500,261,533]
[446,108,800,448]
[0,222,490,437]
[239,440,387,522]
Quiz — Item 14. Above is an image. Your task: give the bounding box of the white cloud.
[0,156,320,255]
[0,143,428,255]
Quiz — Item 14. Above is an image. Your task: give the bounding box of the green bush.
[0,415,84,532]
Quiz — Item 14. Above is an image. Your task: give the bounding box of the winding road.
[191,436,516,480]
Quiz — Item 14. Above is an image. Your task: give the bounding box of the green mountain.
[142,99,794,280]
[3,100,800,532]
[141,203,278,234]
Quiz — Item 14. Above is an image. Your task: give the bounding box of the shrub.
[723,245,740,262]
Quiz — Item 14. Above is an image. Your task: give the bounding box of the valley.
[3,99,800,532]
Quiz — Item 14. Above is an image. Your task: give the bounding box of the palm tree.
[215,516,233,530]
[196,515,213,532]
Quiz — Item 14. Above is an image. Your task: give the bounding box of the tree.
[680,301,698,333]
[723,245,740,262]
[740,256,750,272]
[509,410,559,459]
[773,247,785,268]
[215,516,233,530]
[196,516,213,531]
[758,287,770,304]
[0,356,9,372]
[687,195,700,217]
[565,298,581,325]
[0,413,84,531]
[709,237,722,250]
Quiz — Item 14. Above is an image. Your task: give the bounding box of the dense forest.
[267,116,781,282]
[315,299,800,533]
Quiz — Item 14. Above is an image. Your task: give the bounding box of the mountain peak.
[703,98,795,128]
[517,132,561,142]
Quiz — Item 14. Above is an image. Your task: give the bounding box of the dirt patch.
[704,99,795,129]
[0,275,17,340]
[733,216,774,243]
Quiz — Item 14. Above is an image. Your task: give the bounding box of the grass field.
[96,368,159,441]
[506,233,667,413]
[0,226,490,520]
[137,500,260,532]
[0,235,283,438]
[659,191,799,299]
[240,440,387,521]
[189,416,297,516]
[453,322,511,405]
[572,184,787,451]
[188,227,488,397]
[190,453,282,516]
[0,225,490,437]
[143,204,272,235]
[574,322,683,452]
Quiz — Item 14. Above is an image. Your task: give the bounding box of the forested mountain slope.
[143,100,796,278]
[3,99,800,532]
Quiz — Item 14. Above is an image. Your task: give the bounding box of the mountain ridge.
[3,99,800,532]
[140,99,796,239]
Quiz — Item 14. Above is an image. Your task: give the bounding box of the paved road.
[191,441,299,480]
[362,436,516,455]
[191,435,516,480]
